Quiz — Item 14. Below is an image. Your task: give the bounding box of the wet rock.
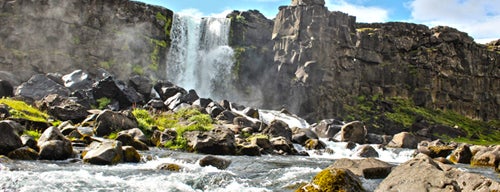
[0,79,13,97]
[20,135,39,152]
[312,119,343,138]
[206,102,224,118]
[150,129,177,147]
[345,142,357,150]
[145,99,165,109]
[62,69,93,91]
[297,167,365,192]
[331,158,393,179]
[216,110,238,122]
[192,98,213,109]
[82,141,123,165]
[270,136,295,155]
[366,133,392,145]
[92,76,143,109]
[262,120,292,141]
[157,163,181,171]
[198,155,231,170]
[291,127,319,145]
[387,132,425,149]
[7,146,39,160]
[115,133,149,151]
[417,140,455,158]
[122,146,141,163]
[237,144,261,156]
[153,81,186,101]
[94,110,138,137]
[36,94,88,121]
[338,121,366,144]
[0,120,23,155]
[37,126,73,160]
[15,74,69,100]
[250,137,274,153]
[233,116,259,131]
[128,75,152,99]
[357,145,379,158]
[179,89,199,104]
[449,144,472,164]
[184,126,236,155]
[304,139,326,150]
[242,107,259,119]
[164,92,182,110]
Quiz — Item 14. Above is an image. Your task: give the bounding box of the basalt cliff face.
[233,0,499,122]
[0,0,172,83]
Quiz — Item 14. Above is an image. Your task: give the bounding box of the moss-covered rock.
[449,144,472,164]
[296,167,365,192]
[428,145,455,158]
[122,146,141,163]
[7,146,39,160]
[157,163,181,172]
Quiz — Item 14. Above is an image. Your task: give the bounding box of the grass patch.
[0,98,49,123]
[96,97,111,110]
[24,130,42,141]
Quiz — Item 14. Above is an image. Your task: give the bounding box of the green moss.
[24,130,42,141]
[149,38,167,71]
[247,133,269,142]
[107,132,118,140]
[297,168,365,192]
[96,97,111,110]
[132,65,144,75]
[156,12,172,38]
[0,98,49,123]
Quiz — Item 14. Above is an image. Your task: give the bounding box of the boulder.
[215,110,238,122]
[115,134,149,151]
[312,119,343,138]
[0,121,23,155]
[206,102,224,118]
[7,146,39,160]
[15,74,70,100]
[0,79,13,98]
[62,69,93,91]
[150,129,177,147]
[183,126,236,155]
[376,153,500,192]
[449,144,472,164]
[122,146,141,163]
[192,98,213,109]
[331,158,394,179]
[304,139,326,150]
[153,81,186,101]
[20,135,39,152]
[471,146,500,168]
[118,128,149,145]
[233,116,259,131]
[36,94,88,121]
[128,75,152,99]
[387,132,424,149]
[366,133,392,145]
[250,137,274,154]
[179,89,199,104]
[417,140,455,158]
[237,143,261,156]
[198,155,231,170]
[37,126,73,160]
[164,92,182,110]
[338,121,366,144]
[270,136,295,155]
[157,163,182,171]
[357,145,379,158]
[297,167,365,192]
[82,141,123,165]
[292,127,319,145]
[94,110,138,137]
[262,120,292,141]
[92,76,143,109]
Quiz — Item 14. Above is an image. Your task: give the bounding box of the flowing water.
[166,14,234,99]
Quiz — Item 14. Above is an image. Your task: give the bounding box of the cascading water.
[166,14,234,99]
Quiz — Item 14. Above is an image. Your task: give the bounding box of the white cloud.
[325,0,389,23]
[409,0,500,43]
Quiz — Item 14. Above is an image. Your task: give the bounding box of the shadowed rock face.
[0,0,172,82]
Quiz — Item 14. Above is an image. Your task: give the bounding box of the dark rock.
[237,144,261,156]
[128,75,152,99]
[0,79,13,97]
[83,141,123,165]
[366,133,392,145]
[304,139,326,150]
[62,69,93,91]
[198,155,231,170]
[115,134,149,151]
[312,119,343,138]
[7,146,39,160]
[216,110,238,122]
[291,127,319,145]
[242,107,259,119]
[357,145,379,158]
[250,137,274,153]
[233,116,259,131]
[37,126,73,160]
[94,110,138,137]
[0,120,23,155]
[270,136,295,155]
[262,120,292,141]
[20,135,39,152]
[36,94,88,121]
[346,142,357,150]
[331,158,393,179]
[153,81,186,101]
[184,126,236,155]
[338,121,366,144]
[118,128,149,145]
[157,163,182,171]
[92,76,143,109]
[145,99,166,109]
[206,102,224,118]
[15,74,70,100]
[150,129,177,147]
[164,92,182,110]
[179,89,199,104]
[297,168,365,192]
[192,98,213,109]
[122,146,141,163]
[449,144,472,164]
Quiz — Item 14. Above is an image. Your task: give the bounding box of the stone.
[179,89,199,104]
[122,146,141,163]
[92,76,143,109]
[36,94,88,121]
[331,158,393,179]
[250,137,274,153]
[262,120,292,141]
[417,140,455,158]
[15,74,70,100]
[62,69,93,91]
[157,163,182,172]
[153,81,186,101]
[297,168,365,192]
[150,129,177,147]
[115,133,149,151]
[291,127,319,145]
[471,146,500,168]
[94,110,138,137]
[192,98,213,109]
[37,126,73,160]
[183,126,236,155]
[270,136,295,155]
[20,135,39,152]
[128,75,152,99]
[0,121,23,155]
[82,141,123,165]
[387,132,424,149]
[366,133,392,145]
[338,121,367,144]
[311,119,343,138]
[216,110,238,122]
[304,139,326,150]
[237,144,261,156]
[7,146,39,160]
[0,79,13,98]
[118,128,149,145]
[198,155,231,170]
[357,145,379,158]
[449,144,472,164]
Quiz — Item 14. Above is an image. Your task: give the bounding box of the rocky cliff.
[0,0,172,83]
[234,0,499,123]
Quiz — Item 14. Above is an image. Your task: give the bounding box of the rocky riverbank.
[0,69,499,191]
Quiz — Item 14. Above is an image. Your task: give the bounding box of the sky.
[137,0,500,44]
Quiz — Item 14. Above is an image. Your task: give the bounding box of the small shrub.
[96,97,111,110]
[24,130,42,141]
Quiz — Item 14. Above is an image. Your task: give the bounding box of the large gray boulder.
[15,74,70,100]
[92,76,143,109]
[184,126,236,155]
[338,121,367,144]
[311,119,344,138]
[94,110,138,137]
[36,94,89,121]
[83,141,123,165]
[37,127,73,160]
[262,120,292,141]
[0,121,23,155]
[387,132,425,149]
[62,69,93,91]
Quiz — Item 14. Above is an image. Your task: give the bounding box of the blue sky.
[137,0,500,43]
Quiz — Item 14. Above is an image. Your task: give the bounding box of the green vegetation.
[96,97,112,110]
[149,38,167,71]
[345,95,500,145]
[132,65,144,75]
[232,47,246,79]
[24,130,42,141]
[132,108,214,150]
[99,59,115,69]
[107,132,118,140]
[0,98,50,123]
[155,12,173,39]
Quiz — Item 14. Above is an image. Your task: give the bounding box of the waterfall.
[166,14,234,99]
